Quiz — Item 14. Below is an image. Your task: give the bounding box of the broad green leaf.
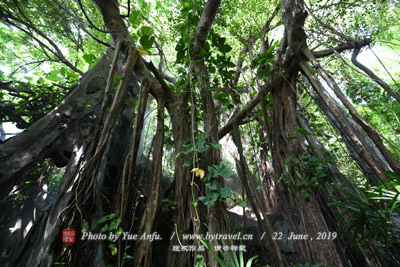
[207,179,221,191]
[82,54,96,64]
[210,139,222,150]
[140,35,155,50]
[219,187,231,199]
[138,26,154,37]
[237,201,247,207]
[129,11,143,28]
[294,128,312,136]
[209,191,219,202]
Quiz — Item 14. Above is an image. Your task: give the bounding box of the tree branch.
[351,48,400,103]
[303,47,400,175]
[313,38,372,58]
[77,0,108,33]
[0,7,84,75]
[218,70,284,139]
[0,104,31,128]
[93,0,175,101]
[54,0,111,48]
[192,0,221,59]
[9,60,55,77]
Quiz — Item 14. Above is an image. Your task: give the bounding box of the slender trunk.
[167,94,195,267]
[232,124,286,267]
[259,97,277,214]
[191,1,229,266]
[133,100,165,266]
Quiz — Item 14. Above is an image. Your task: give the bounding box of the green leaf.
[81,221,89,232]
[130,32,139,42]
[198,196,208,203]
[294,128,312,136]
[129,11,143,28]
[207,180,221,191]
[138,26,154,37]
[82,53,96,65]
[220,44,232,53]
[81,101,91,107]
[246,255,258,267]
[101,224,109,233]
[385,171,400,180]
[200,239,226,267]
[183,159,192,167]
[176,49,186,63]
[97,214,116,224]
[219,187,231,199]
[210,191,219,202]
[237,201,247,207]
[210,139,222,150]
[60,67,67,76]
[215,162,232,177]
[140,35,155,50]
[109,219,121,230]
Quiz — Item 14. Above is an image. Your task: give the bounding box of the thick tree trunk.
[269,0,344,265]
[232,124,286,266]
[191,1,230,266]
[304,48,400,176]
[272,72,343,265]
[298,115,388,266]
[4,0,396,266]
[0,48,113,264]
[0,49,114,198]
[299,61,393,182]
[0,45,140,266]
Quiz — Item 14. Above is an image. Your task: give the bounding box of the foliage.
[178,133,233,206]
[162,198,177,210]
[277,148,333,200]
[0,80,69,128]
[197,162,233,206]
[129,11,155,51]
[97,213,123,235]
[250,40,280,79]
[199,239,258,267]
[1,0,400,265]
[96,214,134,262]
[330,174,400,258]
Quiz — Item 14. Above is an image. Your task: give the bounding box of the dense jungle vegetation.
[0,0,399,266]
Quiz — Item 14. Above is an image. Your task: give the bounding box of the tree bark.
[299,61,393,182]
[191,1,230,266]
[0,48,114,199]
[269,0,344,265]
[304,48,400,176]
[133,100,165,266]
[232,124,286,267]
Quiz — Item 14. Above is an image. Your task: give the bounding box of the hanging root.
[57,46,141,263]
